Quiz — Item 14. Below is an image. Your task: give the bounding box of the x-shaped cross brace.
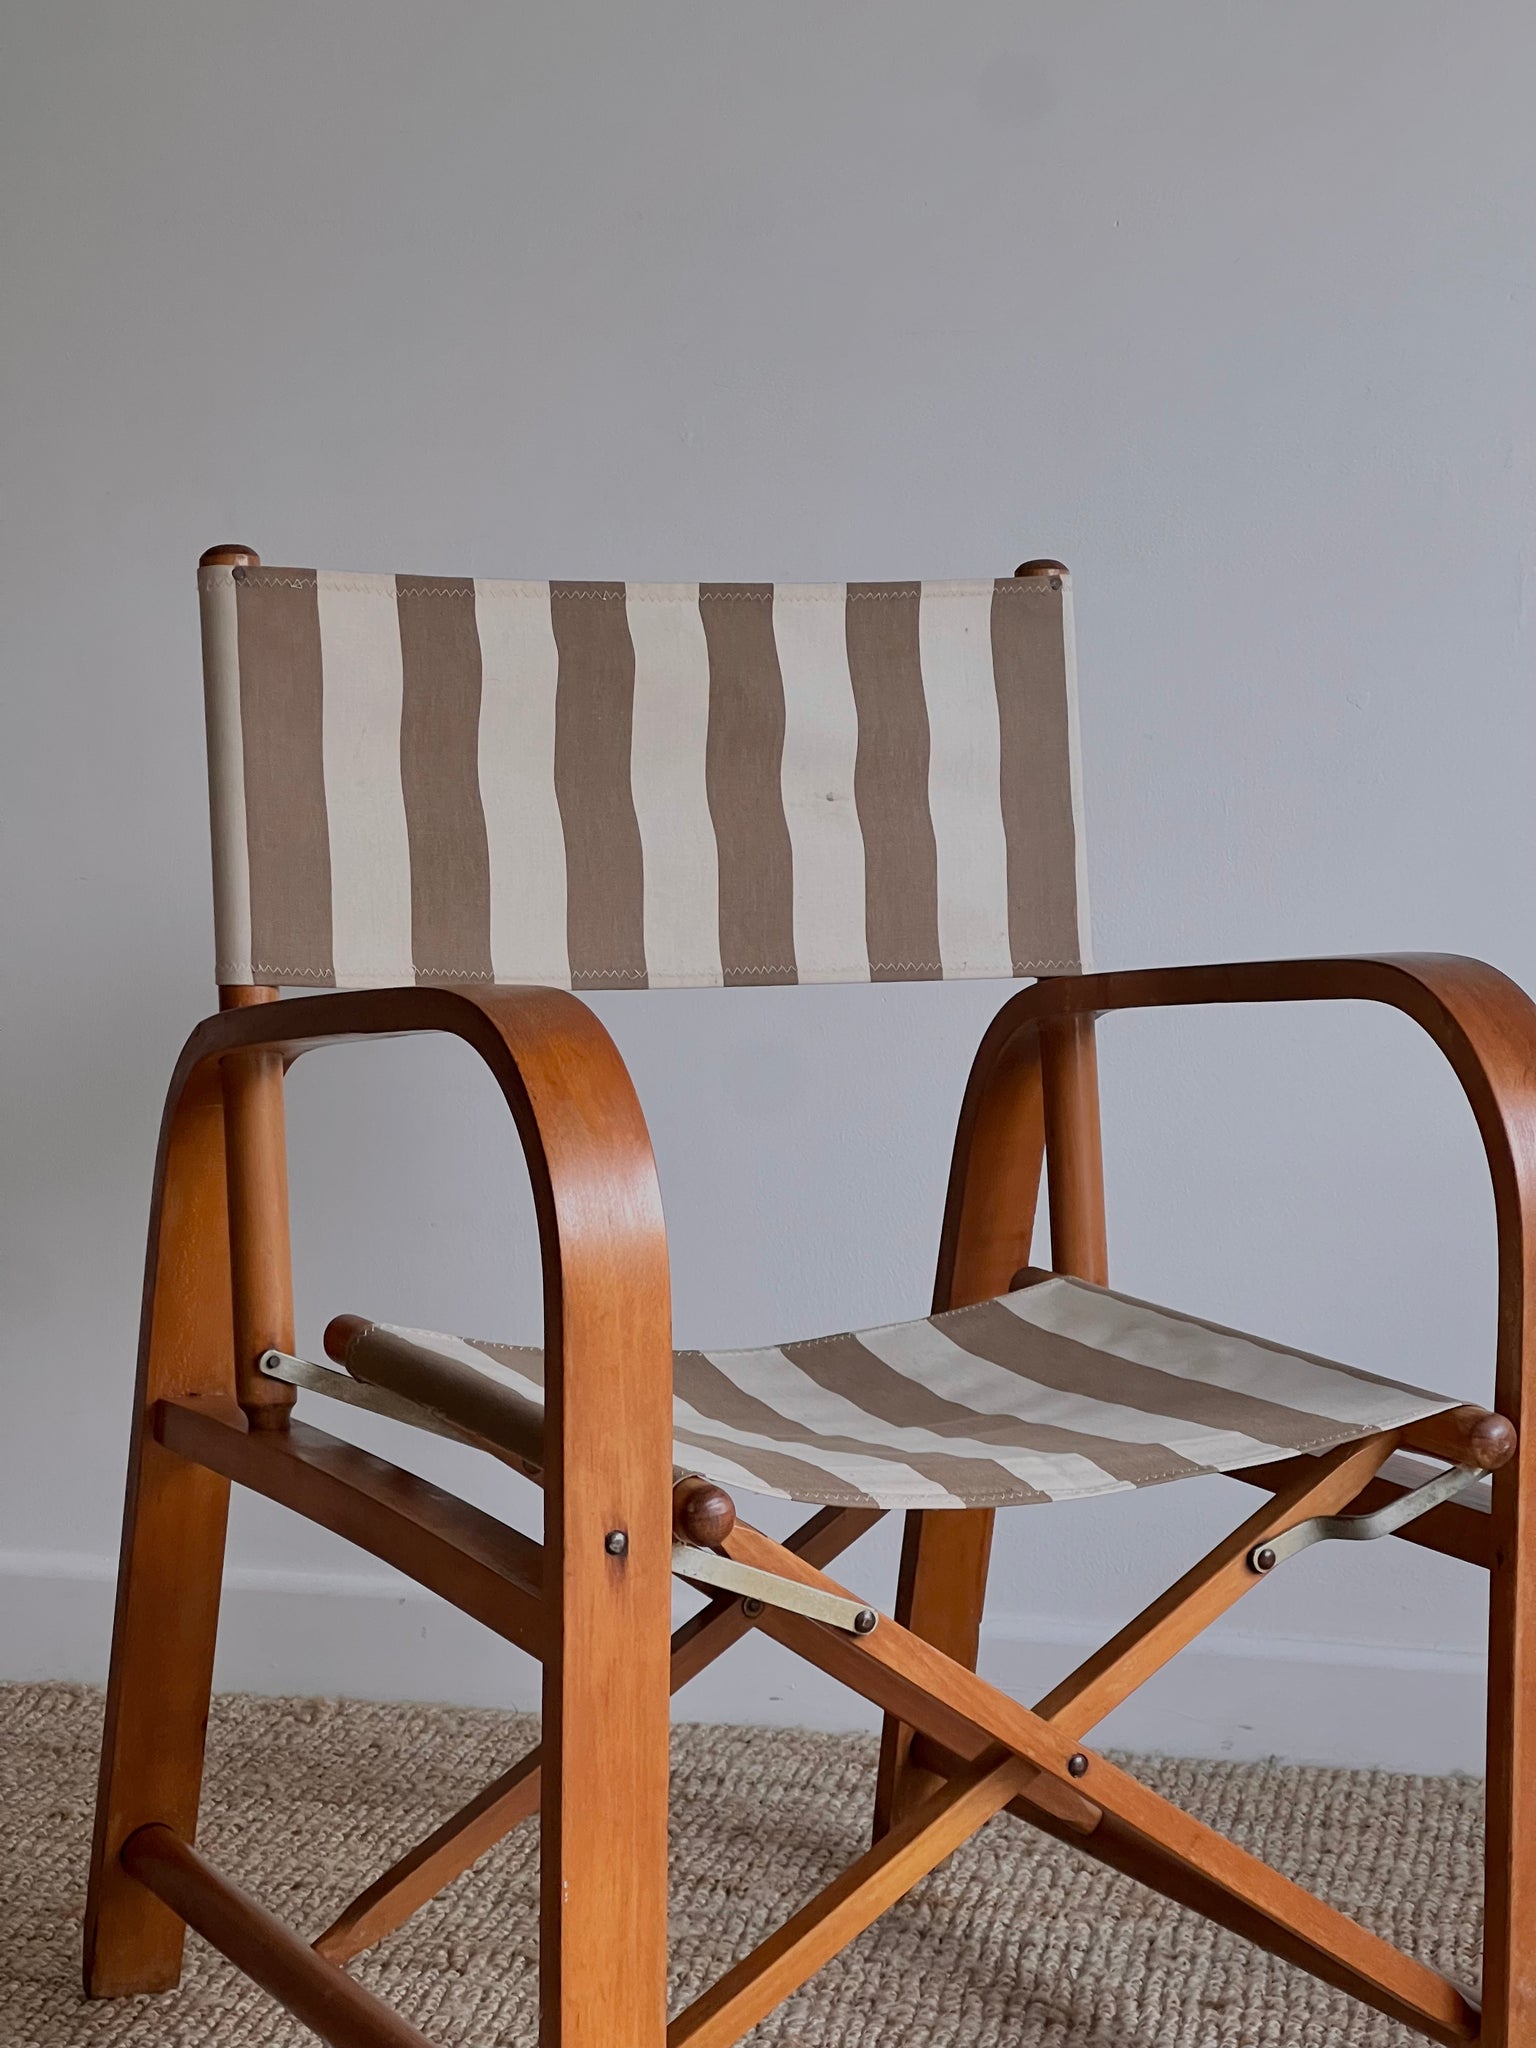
[314,1430,1478,2048]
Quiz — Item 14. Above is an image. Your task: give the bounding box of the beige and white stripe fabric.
[334,1276,1457,1511]
[199,567,1089,990]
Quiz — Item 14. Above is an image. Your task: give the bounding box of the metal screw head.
[741,1597,764,1618]
[1048,574,1062,590]
[1067,1752,1089,1778]
[1251,1545,1277,1574]
[604,1529,629,1557]
[853,1608,878,1635]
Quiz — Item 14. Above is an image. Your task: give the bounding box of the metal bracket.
[671,1542,878,1635]
[258,1349,492,1453]
[1249,1461,1490,1575]
[263,1349,877,1633]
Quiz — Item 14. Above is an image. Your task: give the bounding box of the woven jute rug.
[1,1682,1482,2046]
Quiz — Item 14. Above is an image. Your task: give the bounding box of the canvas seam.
[221,959,1084,982]
[215,575,1057,601]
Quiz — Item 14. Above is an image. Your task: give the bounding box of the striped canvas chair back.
[198,564,1090,991]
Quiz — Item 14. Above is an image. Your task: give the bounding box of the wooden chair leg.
[1481,1446,1536,2043]
[540,1453,672,2048]
[538,1147,674,2046]
[85,1062,237,1996]
[876,1002,1052,1838]
[874,1509,995,1833]
[879,1003,1104,1840]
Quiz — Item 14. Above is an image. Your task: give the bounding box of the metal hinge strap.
[260,1350,878,1635]
[258,1348,492,1453]
[671,1542,878,1634]
[1249,1460,1490,1575]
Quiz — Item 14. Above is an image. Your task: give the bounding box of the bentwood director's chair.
[85,546,1536,2048]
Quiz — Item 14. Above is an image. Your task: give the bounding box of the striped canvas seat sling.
[199,562,1461,1509]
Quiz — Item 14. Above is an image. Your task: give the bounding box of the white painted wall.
[2,2,1532,1769]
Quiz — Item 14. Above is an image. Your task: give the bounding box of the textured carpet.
[2,1683,1483,2046]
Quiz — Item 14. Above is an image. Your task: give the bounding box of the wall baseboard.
[0,1550,1485,1773]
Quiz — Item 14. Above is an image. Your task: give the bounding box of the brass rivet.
[604,1529,628,1557]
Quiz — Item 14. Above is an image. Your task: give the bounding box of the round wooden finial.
[1014,558,1069,585]
[672,1475,737,1547]
[200,543,260,568]
[1464,1409,1518,1472]
[323,1314,371,1365]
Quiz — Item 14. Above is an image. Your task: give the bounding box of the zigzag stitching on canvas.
[224,961,1083,985]
[216,576,1054,602]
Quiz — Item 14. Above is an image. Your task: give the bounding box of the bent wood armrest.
[945,955,1536,1428]
[153,984,676,1533]
[194,988,672,2036]
[170,984,668,1269]
[160,982,673,1400]
[92,984,674,2011]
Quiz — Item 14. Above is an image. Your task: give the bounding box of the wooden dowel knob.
[672,1475,736,1547]
[1427,1403,1518,1472]
[323,1314,372,1366]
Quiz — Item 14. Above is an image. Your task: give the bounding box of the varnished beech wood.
[873,1506,997,1834]
[88,982,676,2048]
[672,1474,737,1546]
[1033,1433,1396,1735]
[908,1731,1113,1837]
[330,1318,547,1471]
[1408,1400,1517,1471]
[324,1342,737,1547]
[122,1825,432,2048]
[941,951,1536,2048]
[874,975,1048,1834]
[914,1449,1410,1825]
[776,1457,1403,1845]
[158,1399,545,1657]
[880,927,1108,1834]
[960,1759,1476,2045]
[84,1055,237,1997]
[93,547,1536,2046]
[727,1514,1478,2045]
[314,1505,882,1965]
[525,1011,673,2048]
[878,1004,1107,1833]
[198,543,260,568]
[219,985,296,1425]
[1038,1010,1109,1284]
[90,929,1536,2046]
[324,1312,370,1359]
[314,1748,545,1967]
[667,1749,1035,2048]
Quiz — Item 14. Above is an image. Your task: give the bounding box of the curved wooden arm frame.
[84,955,1536,2048]
[85,985,676,2048]
[884,952,1536,2048]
